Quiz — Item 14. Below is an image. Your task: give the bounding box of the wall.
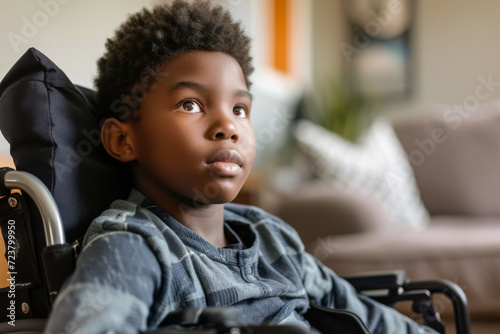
[311,0,500,115]
[0,0,162,88]
[415,0,500,105]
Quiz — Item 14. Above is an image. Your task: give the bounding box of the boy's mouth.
[206,149,244,176]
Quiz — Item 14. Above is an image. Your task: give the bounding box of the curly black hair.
[94,0,253,120]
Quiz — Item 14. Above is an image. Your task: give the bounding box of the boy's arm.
[301,252,439,334]
[44,231,163,334]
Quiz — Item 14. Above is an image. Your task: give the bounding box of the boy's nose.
[209,113,239,142]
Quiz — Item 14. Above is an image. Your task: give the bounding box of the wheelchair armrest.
[343,270,471,334]
[405,279,471,334]
[342,270,406,292]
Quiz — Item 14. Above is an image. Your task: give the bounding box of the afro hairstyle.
[94,0,253,120]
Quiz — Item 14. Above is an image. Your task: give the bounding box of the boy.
[45,1,438,333]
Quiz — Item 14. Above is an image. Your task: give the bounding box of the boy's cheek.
[241,141,257,161]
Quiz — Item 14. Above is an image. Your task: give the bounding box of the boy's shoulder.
[83,190,163,245]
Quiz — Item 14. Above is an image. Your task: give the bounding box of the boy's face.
[124,50,256,205]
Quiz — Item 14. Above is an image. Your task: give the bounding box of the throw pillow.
[294,118,429,229]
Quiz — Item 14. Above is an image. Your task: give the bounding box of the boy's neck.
[147,193,227,248]
[172,203,227,248]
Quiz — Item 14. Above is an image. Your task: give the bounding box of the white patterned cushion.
[294,119,429,229]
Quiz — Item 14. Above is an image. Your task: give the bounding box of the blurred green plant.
[310,79,376,143]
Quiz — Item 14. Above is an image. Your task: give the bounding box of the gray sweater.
[44,189,437,334]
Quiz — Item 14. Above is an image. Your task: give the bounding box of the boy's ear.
[101,118,137,163]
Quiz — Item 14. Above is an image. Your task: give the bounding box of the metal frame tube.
[3,170,65,246]
[405,279,471,334]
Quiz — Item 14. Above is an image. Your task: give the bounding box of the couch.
[261,100,500,332]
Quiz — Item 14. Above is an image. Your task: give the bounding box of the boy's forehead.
[158,50,249,90]
[161,50,239,67]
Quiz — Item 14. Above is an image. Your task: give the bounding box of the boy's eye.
[233,105,247,118]
[181,100,202,113]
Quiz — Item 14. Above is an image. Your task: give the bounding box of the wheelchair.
[0,48,471,334]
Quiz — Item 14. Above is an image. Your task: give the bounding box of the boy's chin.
[189,186,244,206]
[197,193,242,206]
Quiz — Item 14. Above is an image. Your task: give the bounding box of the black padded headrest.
[0,47,132,243]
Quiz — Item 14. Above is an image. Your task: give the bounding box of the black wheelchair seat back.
[0,47,132,324]
[0,47,133,246]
